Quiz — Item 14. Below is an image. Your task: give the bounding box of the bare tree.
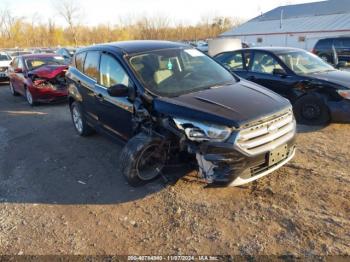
[0,7,15,40]
[53,0,81,46]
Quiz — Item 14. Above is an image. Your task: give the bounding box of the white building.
[221,0,350,51]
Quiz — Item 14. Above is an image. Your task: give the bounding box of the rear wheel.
[120,133,166,187]
[320,54,332,64]
[294,94,330,126]
[9,81,19,96]
[70,101,95,136]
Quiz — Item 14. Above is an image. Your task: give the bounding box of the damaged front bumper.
[195,137,296,186]
[328,99,350,122]
[30,86,68,103]
[0,68,8,80]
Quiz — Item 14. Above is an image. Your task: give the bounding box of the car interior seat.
[153,58,174,85]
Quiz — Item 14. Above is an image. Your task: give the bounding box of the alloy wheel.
[72,106,83,134]
[25,89,34,105]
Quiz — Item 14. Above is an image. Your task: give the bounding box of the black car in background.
[313,37,350,64]
[215,47,350,125]
[56,48,76,64]
[66,41,296,187]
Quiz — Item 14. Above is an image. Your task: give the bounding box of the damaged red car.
[8,54,68,105]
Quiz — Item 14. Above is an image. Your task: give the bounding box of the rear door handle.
[248,75,256,81]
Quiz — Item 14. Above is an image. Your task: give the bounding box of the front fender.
[67,81,82,103]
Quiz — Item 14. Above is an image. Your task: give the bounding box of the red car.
[8,54,68,105]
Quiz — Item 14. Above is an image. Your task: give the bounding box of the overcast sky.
[1,0,319,26]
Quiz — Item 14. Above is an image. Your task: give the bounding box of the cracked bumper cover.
[198,135,296,186]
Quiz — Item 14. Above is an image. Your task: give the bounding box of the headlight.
[337,90,350,100]
[33,79,56,90]
[173,118,232,142]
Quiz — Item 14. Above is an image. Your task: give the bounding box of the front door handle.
[96,93,104,102]
[248,75,256,81]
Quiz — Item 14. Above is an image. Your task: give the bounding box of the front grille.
[235,110,296,156]
[0,67,8,72]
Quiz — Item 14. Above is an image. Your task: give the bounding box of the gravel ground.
[0,83,349,256]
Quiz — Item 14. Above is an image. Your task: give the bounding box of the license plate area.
[268,144,288,166]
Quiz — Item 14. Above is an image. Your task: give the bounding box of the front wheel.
[320,54,333,64]
[294,95,330,126]
[25,88,35,106]
[120,133,166,187]
[70,101,95,136]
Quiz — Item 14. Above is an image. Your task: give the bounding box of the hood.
[153,80,291,128]
[307,70,350,89]
[28,65,68,79]
[0,60,11,67]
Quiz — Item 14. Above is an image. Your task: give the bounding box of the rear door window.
[75,52,86,72]
[83,51,100,80]
[250,51,284,74]
[216,52,244,70]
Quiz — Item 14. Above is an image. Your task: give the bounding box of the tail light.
[311,49,316,54]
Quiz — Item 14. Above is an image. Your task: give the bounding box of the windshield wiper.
[309,69,336,74]
[209,81,234,89]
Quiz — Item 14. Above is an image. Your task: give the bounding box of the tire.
[320,54,332,64]
[120,133,166,187]
[25,88,36,106]
[9,81,19,96]
[69,101,95,136]
[294,94,330,126]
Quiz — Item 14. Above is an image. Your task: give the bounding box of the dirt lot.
[0,83,349,256]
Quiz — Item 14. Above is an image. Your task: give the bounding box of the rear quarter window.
[215,52,244,70]
[83,51,100,80]
[75,52,86,72]
[315,39,333,49]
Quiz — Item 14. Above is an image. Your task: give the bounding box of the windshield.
[277,51,334,74]
[0,54,11,61]
[25,56,66,70]
[128,48,236,97]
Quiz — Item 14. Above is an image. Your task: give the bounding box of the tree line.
[0,1,243,48]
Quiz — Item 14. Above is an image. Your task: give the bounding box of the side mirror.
[336,61,347,69]
[14,68,23,73]
[107,84,129,97]
[273,68,287,76]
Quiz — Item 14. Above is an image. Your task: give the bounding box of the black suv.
[66,41,296,187]
[313,37,350,65]
[215,47,350,125]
